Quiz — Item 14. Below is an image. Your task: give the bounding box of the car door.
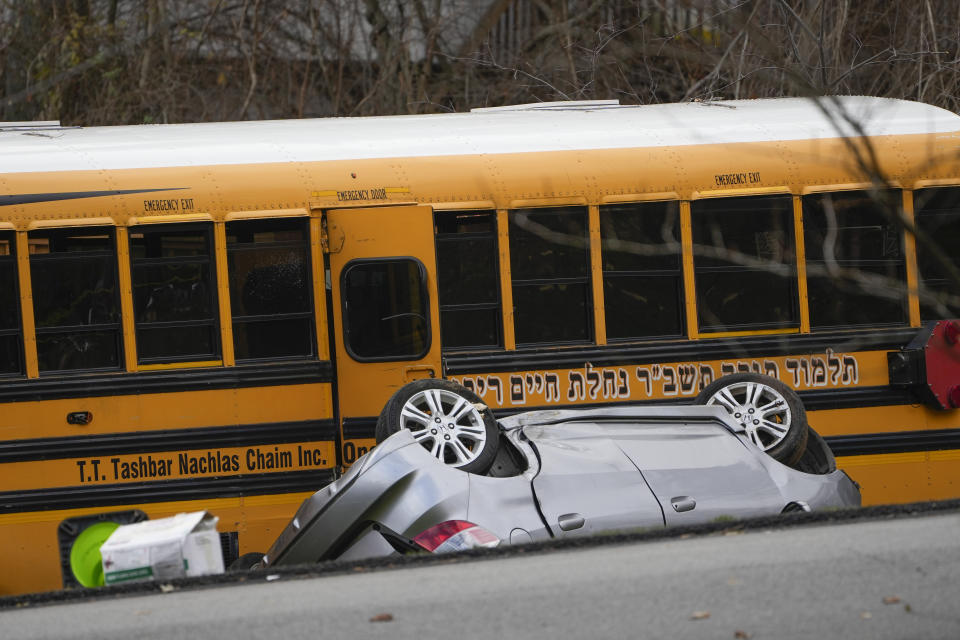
[524,423,665,537]
[611,420,785,525]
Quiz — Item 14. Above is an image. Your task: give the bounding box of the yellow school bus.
[2,96,960,596]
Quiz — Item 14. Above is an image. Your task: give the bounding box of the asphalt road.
[4,511,959,639]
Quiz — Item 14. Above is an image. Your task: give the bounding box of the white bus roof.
[2,96,958,174]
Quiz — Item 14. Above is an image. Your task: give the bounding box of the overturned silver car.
[257,398,860,568]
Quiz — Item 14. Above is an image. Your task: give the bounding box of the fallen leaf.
[734,631,751,639]
[860,611,872,619]
[690,611,711,620]
[370,613,394,623]
[159,584,175,593]
[882,596,901,605]
[904,604,913,613]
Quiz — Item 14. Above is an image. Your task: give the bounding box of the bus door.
[326,205,442,466]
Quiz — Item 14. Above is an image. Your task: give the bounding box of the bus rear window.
[28,227,121,372]
[0,232,22,375]
[802,190,907,329]
[342,259,430,361]
[914,186,960,319]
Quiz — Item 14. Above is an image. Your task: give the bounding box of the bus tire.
[376,379,499,474]
[229,552,265,571]
[695,373,809,466]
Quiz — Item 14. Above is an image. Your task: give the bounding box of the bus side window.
[226,218,315,360]
[599,201,684,340]
[129,224,220,364]
[691,195,799,333]
[434,210,502,350]
[802,190,908,329]
[0,232,23,375]
[914,187,960,319]
[509,206,592,346]
[28,227,122,372]
[341,258,430,361]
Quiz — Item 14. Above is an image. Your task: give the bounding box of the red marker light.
[949,385,960,409]
[944,320,960,346]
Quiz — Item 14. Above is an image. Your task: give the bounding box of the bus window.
[28,227,122,372]
[0,232,22,375]
[226,219,314,360]
[599,201,684,340]
[434,210,501,350]
[509,206,592,345]
[691,195,798,333]
[914,186,960,319]
[802,190,907,329]
[341,258,430,361]
[129,224,220,363]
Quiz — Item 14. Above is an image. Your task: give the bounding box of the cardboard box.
[100,511,224,585]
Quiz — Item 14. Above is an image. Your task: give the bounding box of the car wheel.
[375,379,499,474]
[695,373,809,466]
[229,552,265,571]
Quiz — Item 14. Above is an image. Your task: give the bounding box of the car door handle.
[557,513,585,531]
[671,496,696,513]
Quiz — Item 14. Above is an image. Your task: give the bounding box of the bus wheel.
[376,379,499,474]
[695,373,809,466]
[229,552,265,571]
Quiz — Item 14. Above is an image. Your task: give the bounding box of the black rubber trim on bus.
[0,360,333,404]
[0,187,186,208]
[824,428,960,456]
[443,327,919,374]
[0,419,338,465]
[798,386,919,410]
[341,417,378,440]
[0,469,335,514]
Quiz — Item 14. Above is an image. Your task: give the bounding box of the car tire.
[375,379,499,474]
[229,552,265,571]
[791,427,836,475]
[695,373,809,466]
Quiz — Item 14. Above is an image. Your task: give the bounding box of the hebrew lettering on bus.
[449,375,505,406]
[454,349,864,409]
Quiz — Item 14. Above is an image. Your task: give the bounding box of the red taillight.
[413,520,500,553]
